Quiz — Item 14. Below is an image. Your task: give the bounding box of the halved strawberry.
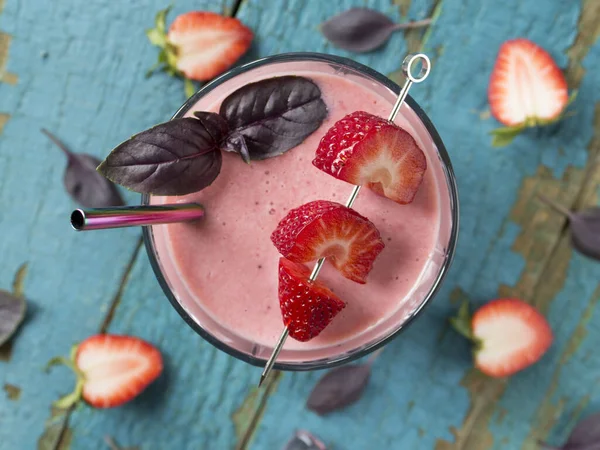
[146,7,252,92]
[271,200,384,284]
[488,38,571,146]
[451,299,553,378]
[312,111,427,205]
[46,334,163,409]
[278,258,346,342]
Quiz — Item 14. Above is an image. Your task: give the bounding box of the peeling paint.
[3,383,20,400]
[0,31,17,84]
[565,0,600,89]
[234,372,282,450]
[0,112,9,134]
[435,159,591,450]
[37,407,71,450]
[524,285,600,449]
[435,371,505,450]
[232,387,261,441]
[388,0,443,83]
[392,0,412,18]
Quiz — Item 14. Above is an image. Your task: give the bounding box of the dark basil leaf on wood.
[570,208,600,262]
[42,129,124,208]
[282,430,327,450]
[541,412,600,450]
[220,76,327,160]
[538,195,600,262]
[563,412,600,450]
[0,290,26,347]
[322,8,396,53]
[98,116,225,196]
[306,363,371,415]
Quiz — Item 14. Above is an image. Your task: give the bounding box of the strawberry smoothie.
[147,56,456,365]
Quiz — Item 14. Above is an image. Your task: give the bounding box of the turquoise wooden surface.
[1,1,599,449]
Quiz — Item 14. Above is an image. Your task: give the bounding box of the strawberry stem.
[449,301,476,341]
[45,345,85,410]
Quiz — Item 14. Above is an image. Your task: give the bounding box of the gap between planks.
[48,236,144,450]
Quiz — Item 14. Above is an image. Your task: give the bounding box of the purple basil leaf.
[322,8,396,53]
[220,76,327,161]
[306,363,371,415]
[538,196,600,262]
[0,290,26,347]
[98,116,224,196]
[561,412,600,450]
[42,129,124,208]
[282,430,327,450]
[570,208,600,262]
[223,132,251,164]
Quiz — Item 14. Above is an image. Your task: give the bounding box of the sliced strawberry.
[451,299,553,378]
[168,12,253,81]
[312,111,427,205]
[271,200,384,284]
[488,39,570,146]
[146,8,253,83]
[278,258,346,342]
[46,334,163,409]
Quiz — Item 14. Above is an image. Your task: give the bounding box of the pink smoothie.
[150,61,453,363]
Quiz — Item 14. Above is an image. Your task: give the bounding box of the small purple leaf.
[570,208,600,262]
[282,430,327,450]
[306,363,371,415]
[322,8,396,53]
[538,195,600,262]
[42,129,125,208]
[563,412,600,449]
[0,290,26,347]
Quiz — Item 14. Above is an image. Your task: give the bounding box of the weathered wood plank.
[0,1,235,449]
[237,1,600,449]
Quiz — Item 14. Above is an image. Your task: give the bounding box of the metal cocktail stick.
[70,203,205,231]
[258,54,432,387]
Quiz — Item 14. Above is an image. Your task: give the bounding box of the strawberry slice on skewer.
[278,258,346,342]
[451,298,553,377]
[312,111,427,205]
[47,334,163,409]
[488,38,573,146]
[271,200,385,284]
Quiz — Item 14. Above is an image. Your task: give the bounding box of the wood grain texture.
[0,1,234,450]
[237,1,600,449]
[1,0,600,449]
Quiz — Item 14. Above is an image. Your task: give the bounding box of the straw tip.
[70,209,85,231]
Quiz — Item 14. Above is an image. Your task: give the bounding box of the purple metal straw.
[71,203,205,231]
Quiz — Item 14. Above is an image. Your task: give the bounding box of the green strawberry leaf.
[184,78,196,98]
[490,124,526,147]
[53,378,84,410]
[146,28,166,47]
[155,4,172,35]
[46,344,86,410]
[449,301,474,340]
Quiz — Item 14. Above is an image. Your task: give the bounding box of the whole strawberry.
[450,298,553,377]
[146,7,253,96]
[47,334,163,409]
[488,38,574,146]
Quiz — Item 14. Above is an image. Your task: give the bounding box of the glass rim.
[142,52,460,371]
